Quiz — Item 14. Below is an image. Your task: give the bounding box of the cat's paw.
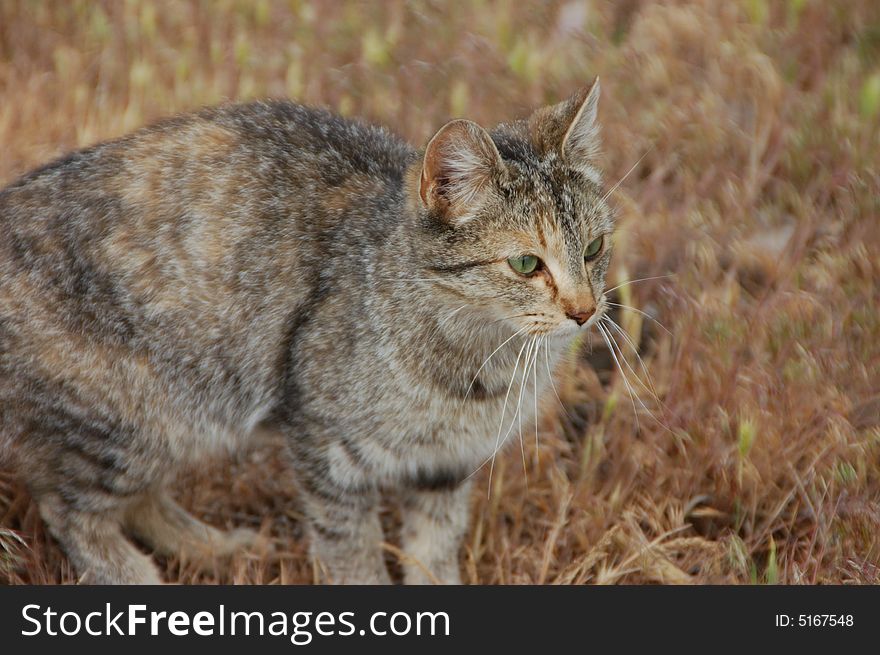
[174,526,274,568]
[404,562,462,585]
[224,526,275,556]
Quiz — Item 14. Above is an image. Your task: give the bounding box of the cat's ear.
[419,119,504,224]
[529,78,601,173]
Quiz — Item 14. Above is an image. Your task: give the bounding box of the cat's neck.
[370,259,566,400]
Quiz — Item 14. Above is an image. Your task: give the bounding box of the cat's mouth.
[516,298,608,337]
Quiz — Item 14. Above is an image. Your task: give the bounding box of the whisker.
[606,301,672,336]
[543,337,572,421]
[506,335,542,487]
[514,338,537,489]
[485,337,530,496]
[600,322,673,434]
[605,274,675,295]
[597,322,641,435]
[472,334,541,489]
[420,304,467,346]
[601,315,665,409]
[534,335,542,452]
[426,305,468,343]
[600,144,655,204]
[491,313,543,324]
[464,326,529,400]
[440,304,468,325]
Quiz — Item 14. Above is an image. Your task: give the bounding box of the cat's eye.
[584,235,604,262]
[508,254,541,276]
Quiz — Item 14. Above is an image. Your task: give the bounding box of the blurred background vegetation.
[1,0,879,584]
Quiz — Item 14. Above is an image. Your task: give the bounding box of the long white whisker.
[605,274,675,295]
[438,304,467,327]
[492,313,545,323]
[602,315,664,406]
[606,301,672,336]
[598,322,641,435]
[514,338,536,487]
[601,144,655,203]
[600,321,673,434]
[543,337,570,420]
[424,304,468,345]
[485,337,530,495]
[464,326,529,400]
[510,335,542,486]
[471,334,545,488]
[534,335,542,451]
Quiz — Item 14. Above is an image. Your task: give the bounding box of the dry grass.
[1,0,879,585]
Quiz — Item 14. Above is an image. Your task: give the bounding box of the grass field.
[1,0,879,584]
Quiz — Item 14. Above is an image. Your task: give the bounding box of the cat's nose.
[567,307,595,326]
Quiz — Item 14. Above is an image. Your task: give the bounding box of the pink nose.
[567,308,595,326]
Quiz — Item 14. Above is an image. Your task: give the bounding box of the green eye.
[584,235,604,261]
[508,254,540,275]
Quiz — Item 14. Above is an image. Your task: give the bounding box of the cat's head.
[414,80,612,337]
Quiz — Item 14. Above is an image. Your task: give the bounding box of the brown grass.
[1,0,879,584]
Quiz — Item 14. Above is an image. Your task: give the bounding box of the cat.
[0,78,612,584]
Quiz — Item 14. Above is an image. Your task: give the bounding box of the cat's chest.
[297,320,569,476]
[320,395,534,491]
[384,351,556,467]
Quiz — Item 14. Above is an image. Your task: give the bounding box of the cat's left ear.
[419,119,505,224]
[529,78,601,173]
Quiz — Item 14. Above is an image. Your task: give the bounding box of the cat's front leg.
[400,480,472,585]
[295,467,390,584]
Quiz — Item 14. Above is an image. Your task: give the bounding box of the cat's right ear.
[529,78,601,175]
[419,119,504,224]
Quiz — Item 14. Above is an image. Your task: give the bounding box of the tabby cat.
[0,79,612,584]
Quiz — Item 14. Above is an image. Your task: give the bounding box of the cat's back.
[0,101,414,444]
[0,99,413,238]
[0,99,414,313]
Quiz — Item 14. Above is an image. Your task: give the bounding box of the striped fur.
[0,82,612,584]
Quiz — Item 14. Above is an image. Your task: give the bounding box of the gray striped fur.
[0,81,612,583]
